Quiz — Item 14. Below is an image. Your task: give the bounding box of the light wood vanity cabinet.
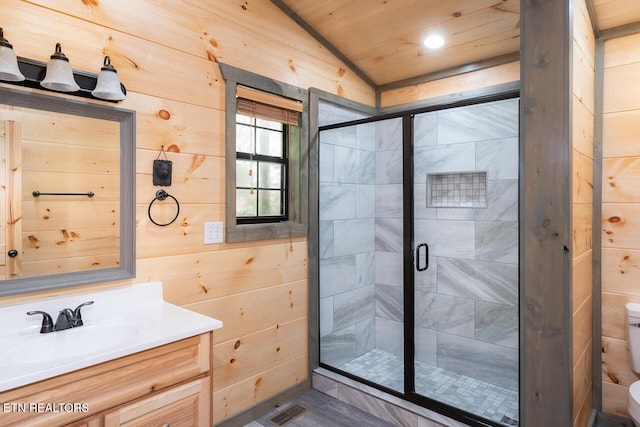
[0,333,212,427]
[103,377,209,426]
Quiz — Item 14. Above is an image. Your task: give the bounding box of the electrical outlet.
[204,222,224,244]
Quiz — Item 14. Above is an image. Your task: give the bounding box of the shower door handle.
[415,243,429,271]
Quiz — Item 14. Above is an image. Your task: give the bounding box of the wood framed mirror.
[0,85,135,296]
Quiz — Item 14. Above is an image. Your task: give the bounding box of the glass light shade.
[91,56,125,101]
[0,28,24,82]
[0,45,24,81]
[40,43,80,92]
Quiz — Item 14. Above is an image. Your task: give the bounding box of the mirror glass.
[0,86,135,296]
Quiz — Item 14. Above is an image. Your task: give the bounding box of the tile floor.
[246,388,395,427]
[245,387,634,427]
[245,356,634,427]
[595,411,634,427]
[339,349,519,426]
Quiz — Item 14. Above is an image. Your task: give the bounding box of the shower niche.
[426,171,487,208]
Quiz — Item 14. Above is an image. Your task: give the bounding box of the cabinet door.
[103,377,210,427]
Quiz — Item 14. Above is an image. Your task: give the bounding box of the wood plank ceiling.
[592,0,640,31]
[274,0,640,88]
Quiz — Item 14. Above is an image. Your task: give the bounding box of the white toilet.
[626,302,640,425]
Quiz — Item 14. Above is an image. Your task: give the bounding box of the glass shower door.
[317,96,520,426]
[318,116,405,393]
[411,99,520,425]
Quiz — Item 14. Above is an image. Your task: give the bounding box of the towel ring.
[148,190,180,226]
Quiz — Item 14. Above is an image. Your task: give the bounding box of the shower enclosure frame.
[309,87,521,427]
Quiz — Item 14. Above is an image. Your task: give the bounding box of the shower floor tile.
[339,349,519,426]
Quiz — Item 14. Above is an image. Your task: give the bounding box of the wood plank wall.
[0,0,526,424]
[379,61,520,109]
[0,0,374,424]
[601,30,640,417]
[571,0,595,425]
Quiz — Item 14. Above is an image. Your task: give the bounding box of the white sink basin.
[0,281,222,392]
[0,318,150,367]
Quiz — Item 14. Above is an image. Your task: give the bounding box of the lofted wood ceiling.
[592,0,640,31]
[274,0,640,88]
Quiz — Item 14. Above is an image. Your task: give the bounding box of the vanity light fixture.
[40,43,80,92]
[91,56,126,101]
[0,27,126,103]
[0,27,25,82]
[423,34,445,50]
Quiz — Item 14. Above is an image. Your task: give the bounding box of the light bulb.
[423,34,445,50]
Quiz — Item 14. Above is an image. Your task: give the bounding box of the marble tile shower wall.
[409,99,520,391]
[319,102,377,367]
[372,117,405,363]
[318,101,371,127]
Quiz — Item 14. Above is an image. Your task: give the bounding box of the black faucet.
[27,301,94,333]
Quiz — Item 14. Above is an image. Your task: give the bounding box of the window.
[220,64,308,243]
[235,114,288,223]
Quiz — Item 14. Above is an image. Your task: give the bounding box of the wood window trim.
[220,63,308,243]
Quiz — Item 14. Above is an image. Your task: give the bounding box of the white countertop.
[0,281,222,392]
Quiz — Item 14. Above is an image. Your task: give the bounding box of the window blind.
[237,85,301,126]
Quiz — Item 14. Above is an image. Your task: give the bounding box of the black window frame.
[235,115,290,224]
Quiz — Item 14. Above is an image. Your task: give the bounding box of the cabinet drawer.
[64,416,102,427]
[0,333,211,427]
[104,377,210,427]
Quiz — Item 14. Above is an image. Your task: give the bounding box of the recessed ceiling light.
[423,34,445,49]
